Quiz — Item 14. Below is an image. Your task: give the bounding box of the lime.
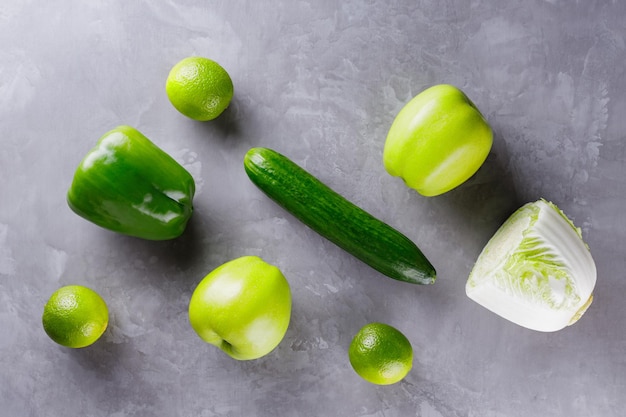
[165,56,234,121]
[348,322,413,385]
[42,285,109,348]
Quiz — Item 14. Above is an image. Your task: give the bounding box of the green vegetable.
[383,84,493,196]
[244,147,436,285]
[466,199,597,332]
[67,125,195,240]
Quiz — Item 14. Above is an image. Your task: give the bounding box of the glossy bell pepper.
[67,125,196,240]
[383,84,493,197]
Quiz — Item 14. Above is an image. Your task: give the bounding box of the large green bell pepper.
[67,125,196,240]
[383,84,493,197]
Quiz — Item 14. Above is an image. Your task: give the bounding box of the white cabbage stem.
[466,199,597,332]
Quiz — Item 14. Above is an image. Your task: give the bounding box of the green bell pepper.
[67,125,196,240]
[383,84,493,197]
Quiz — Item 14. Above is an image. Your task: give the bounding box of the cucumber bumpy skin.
[244,147,436,285]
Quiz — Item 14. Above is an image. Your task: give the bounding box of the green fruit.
[188,256,292,360]
[349,322,413,385]
[383,84,493,196]
[42,285,109,348]
[166,56,234,121]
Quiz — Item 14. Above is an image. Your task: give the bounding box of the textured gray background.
[1,1,625,416]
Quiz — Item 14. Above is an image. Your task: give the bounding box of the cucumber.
[243,147,436,285]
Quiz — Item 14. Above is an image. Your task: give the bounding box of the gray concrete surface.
[1,1,624,416]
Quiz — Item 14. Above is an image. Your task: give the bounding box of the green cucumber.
[243,147,436,285]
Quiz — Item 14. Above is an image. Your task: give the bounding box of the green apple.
[188,256,291,360]
[383,84,493,197]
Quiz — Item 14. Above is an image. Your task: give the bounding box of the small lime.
[348,322,413,385]
[42,285,109,348]
[165,56,234,121]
